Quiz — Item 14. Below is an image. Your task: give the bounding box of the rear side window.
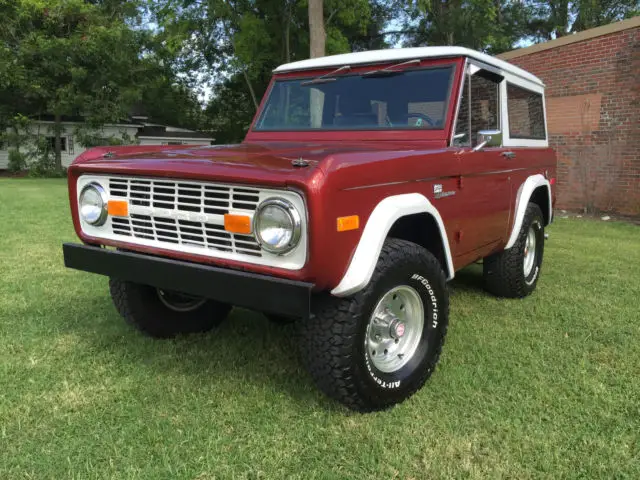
[507,84,546,139]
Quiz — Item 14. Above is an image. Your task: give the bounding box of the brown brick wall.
[504,26,640,215]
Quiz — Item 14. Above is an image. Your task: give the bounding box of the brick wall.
[500,20,640,215]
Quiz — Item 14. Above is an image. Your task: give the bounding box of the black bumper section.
[63,243,313,319]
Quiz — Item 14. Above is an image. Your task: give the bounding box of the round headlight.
[79,183,108,226]
[254,198,302,254]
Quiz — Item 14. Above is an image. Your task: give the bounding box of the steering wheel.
[385,112,436,128]
[404,112,436,127]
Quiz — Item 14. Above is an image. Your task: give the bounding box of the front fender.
[331,193,454,297]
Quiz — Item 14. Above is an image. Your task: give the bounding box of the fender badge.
[434,183,455,199]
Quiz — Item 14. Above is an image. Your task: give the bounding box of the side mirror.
[473,129,502,151]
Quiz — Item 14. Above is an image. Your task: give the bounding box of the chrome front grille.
[108,178,260,214]
[107,177,262,257]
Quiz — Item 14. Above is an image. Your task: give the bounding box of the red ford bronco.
[64,47,556,411]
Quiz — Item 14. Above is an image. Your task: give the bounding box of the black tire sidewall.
[351,255,447,405]
[116,280,230,337]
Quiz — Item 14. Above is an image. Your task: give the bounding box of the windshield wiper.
[362,59,420,78]
[300,65,352,86]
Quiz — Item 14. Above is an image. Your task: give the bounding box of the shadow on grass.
[52,265,488,413]
[448,264,486,296]
[56,293,344,412]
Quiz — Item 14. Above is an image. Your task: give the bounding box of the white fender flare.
[505,174,552,250]
[331,193,455,297]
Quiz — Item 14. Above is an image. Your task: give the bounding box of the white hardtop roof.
[274,46,544,87]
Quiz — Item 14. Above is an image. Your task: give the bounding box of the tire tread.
[483,202,544,298]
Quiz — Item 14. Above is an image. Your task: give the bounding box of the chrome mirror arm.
[472,140,488,152]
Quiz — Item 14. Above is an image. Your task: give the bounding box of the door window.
[453,68,501,147]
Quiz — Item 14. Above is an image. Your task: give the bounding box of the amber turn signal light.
[337,215,359,232]
[107,200,129,217]
[224,214,252,234]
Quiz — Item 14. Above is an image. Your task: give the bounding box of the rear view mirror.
[473,129,502,151]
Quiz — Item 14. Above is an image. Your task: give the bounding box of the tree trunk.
[284,18,291,63]
[54,113,62,170]
[308,0,325,128]
[284,0,292,63]
[242,70,259,111]
[308,0,325,58]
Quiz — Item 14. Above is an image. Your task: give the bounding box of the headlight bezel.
[79,182,108,226]
[253,197,302,255]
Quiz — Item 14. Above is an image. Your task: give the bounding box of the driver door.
[452,67,513,259]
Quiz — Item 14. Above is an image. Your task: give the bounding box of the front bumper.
[62,243,314,319]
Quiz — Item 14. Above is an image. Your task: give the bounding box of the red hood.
[69,140,447,188]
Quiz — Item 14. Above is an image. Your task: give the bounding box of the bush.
[28,152,66,178]
[7,149,27,173]
[25,138,66,178]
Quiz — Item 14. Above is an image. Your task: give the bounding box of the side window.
[507,83,546,139]
[453,69,501,147]
[469,72,500,145]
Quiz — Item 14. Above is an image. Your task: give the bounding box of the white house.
[0,116,214,169]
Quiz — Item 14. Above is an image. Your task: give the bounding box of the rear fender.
[505,174,552,250]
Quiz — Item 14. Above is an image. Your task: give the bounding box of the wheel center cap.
[389,319,405,339]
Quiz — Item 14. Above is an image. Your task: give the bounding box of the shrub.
[26,138,66,178]
[7,149,27,173]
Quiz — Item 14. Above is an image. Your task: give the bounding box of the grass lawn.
[0,178,639,479]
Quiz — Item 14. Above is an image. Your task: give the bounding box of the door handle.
[501,151,516,159]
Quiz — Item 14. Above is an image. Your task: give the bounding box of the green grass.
[1,178,639,479]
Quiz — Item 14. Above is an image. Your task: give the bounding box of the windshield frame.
[246,57,464,143]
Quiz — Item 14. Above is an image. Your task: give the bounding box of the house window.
[46,136,67,152]
[507,83,546,140]
[163,141,186,145]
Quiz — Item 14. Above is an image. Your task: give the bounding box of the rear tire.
[483,202,545,298]
[109,279,232,338]
[300,239,449,412]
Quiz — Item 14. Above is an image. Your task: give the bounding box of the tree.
[398,0,531,54]
[151,0,386,143]
[0,0,148,169]
[525,1,639,40]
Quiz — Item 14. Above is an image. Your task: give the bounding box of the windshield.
[254,65,455,131]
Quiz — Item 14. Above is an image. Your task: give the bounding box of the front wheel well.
[529,185,551,225]
[387,213,451,278]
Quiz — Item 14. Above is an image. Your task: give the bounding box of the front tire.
[109,279,232,338]
[483,202,545,298]
[300,239,449,412]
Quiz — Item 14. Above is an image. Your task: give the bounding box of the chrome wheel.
[157,289,207,312]
[365,285,424,373]
[523,223,537,277]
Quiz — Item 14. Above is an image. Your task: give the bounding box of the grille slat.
[107,177,262,258]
